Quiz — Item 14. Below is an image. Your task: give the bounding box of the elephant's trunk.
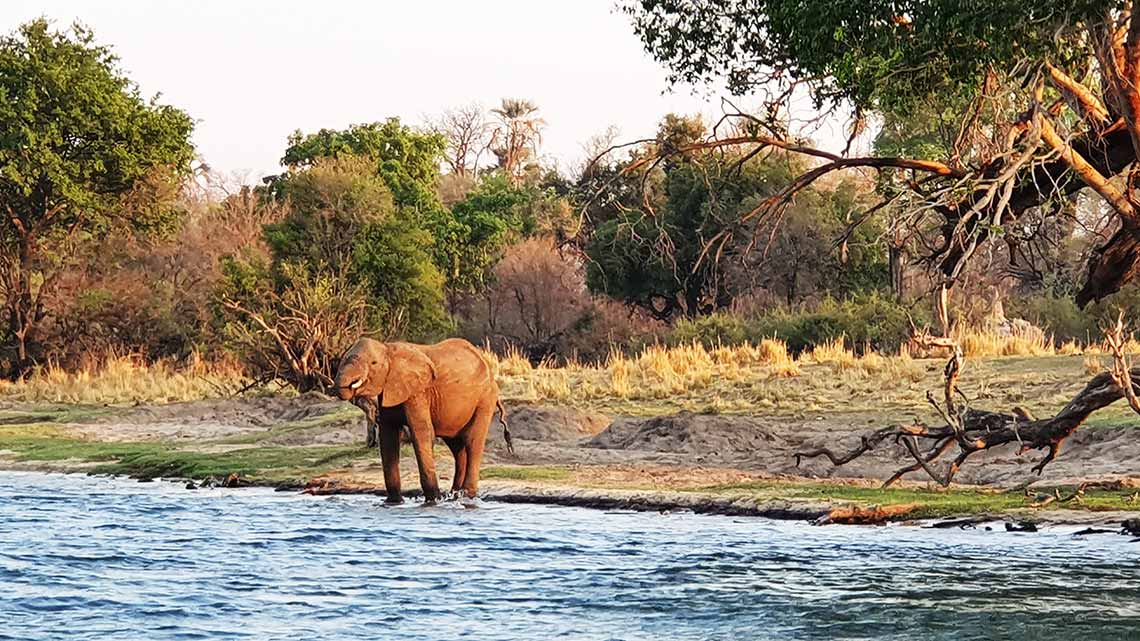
[335,359,368,401]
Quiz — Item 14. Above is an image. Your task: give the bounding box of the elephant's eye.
[371,360,377,365]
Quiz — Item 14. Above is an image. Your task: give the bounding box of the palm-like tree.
[490,98,545,185]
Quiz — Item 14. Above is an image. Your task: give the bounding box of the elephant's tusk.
[349,379,363,390]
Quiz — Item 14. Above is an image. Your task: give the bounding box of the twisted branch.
[796,324,1140,487]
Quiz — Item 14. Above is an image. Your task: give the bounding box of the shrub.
[670,294,922,354]
[1006,292,1095,344]
[217,260,370,392]
[462,237,664,364]
[671,314,750,346]
[1007,284,1140,345]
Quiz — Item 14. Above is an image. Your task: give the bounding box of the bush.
[1006,293,1095,344]
[462,237,664,363]
[671,314,750,346]
[1007,284,1140,344]
[670,294,925,354]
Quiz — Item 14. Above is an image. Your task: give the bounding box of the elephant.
[334,337,513,503]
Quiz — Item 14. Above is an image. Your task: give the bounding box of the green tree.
[436,174,528,307]
[624,1,1103,112]
[585,117,803,318]
[219,156,448,390]
[623,1,1140,324]
[747,180,888,305]
[437,173,575,307]
[268,155,449,339]
[281,119,446,213]
[0,20,195,378]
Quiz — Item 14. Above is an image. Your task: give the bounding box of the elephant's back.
[424,338,493,388]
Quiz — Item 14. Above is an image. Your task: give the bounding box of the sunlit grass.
[488,338,1121,419]
[0,352,248,404]
[3,327,1132,421]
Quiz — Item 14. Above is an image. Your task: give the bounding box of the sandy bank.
[3,394,1140,524]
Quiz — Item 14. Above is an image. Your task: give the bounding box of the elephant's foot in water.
[436,489,479,506]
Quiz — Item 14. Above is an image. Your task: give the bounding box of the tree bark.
[1077,223,1140,307]
[888,244,906,302]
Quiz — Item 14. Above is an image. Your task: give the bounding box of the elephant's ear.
[380,343,435,407]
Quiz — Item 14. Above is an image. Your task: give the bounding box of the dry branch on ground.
[796,326,1140,487]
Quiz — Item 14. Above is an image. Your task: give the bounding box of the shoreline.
[4,393,1140,529]
[8,462,1140,531]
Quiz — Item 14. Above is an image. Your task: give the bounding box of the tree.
[624,0,1140,481]
[219,156,448,390]
[46,183,287,366]
[623,1,1140,331]
[738,179,888,305]
[430,103,493,179]
[586,115,821,319]
[490,98,545,186]
[435,174,527,308]
[0,20,195,378]
[436,173,576,310]
[482,237,594,361]
[281,119,447,214]
[268,155,448,339]
[219,259,371,393]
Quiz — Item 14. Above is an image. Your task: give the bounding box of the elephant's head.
[334,338,435,406]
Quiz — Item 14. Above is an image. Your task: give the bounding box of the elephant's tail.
[496,398,515,456]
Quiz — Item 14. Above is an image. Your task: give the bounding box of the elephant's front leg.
[404,400,441,503]
[379,423,403,504]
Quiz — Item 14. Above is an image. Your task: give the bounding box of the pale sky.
[3,1,742,179]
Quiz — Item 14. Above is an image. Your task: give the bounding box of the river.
[0,471,1136,640]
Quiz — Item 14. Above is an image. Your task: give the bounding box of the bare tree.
[430,103,493,179]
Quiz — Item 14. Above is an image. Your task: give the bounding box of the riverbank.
[3,359,1140,525]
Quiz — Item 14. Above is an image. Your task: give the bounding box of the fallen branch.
[796,327,1140,487]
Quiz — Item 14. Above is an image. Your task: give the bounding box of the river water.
[1,471,1137,640]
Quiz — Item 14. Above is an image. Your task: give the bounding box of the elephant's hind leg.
[444,438,468,495]
[461,402,495,498]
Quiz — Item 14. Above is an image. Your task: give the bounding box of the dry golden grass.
[1057,340,1083,356]
[1083,353,1104,376]
[807,337,858,367]
[957,327,1054,358]
[489,337,1118,420]
[495,344,533,377]
[0,352,247,405]
[3,330,1128,421]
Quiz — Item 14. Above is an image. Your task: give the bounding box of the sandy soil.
[49,395,1140,490]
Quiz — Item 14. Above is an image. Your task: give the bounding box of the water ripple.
[1,470,1139,640]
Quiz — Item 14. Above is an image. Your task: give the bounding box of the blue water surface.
[0,471,1137,640]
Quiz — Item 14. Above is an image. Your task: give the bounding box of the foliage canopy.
[0,19,195,377]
